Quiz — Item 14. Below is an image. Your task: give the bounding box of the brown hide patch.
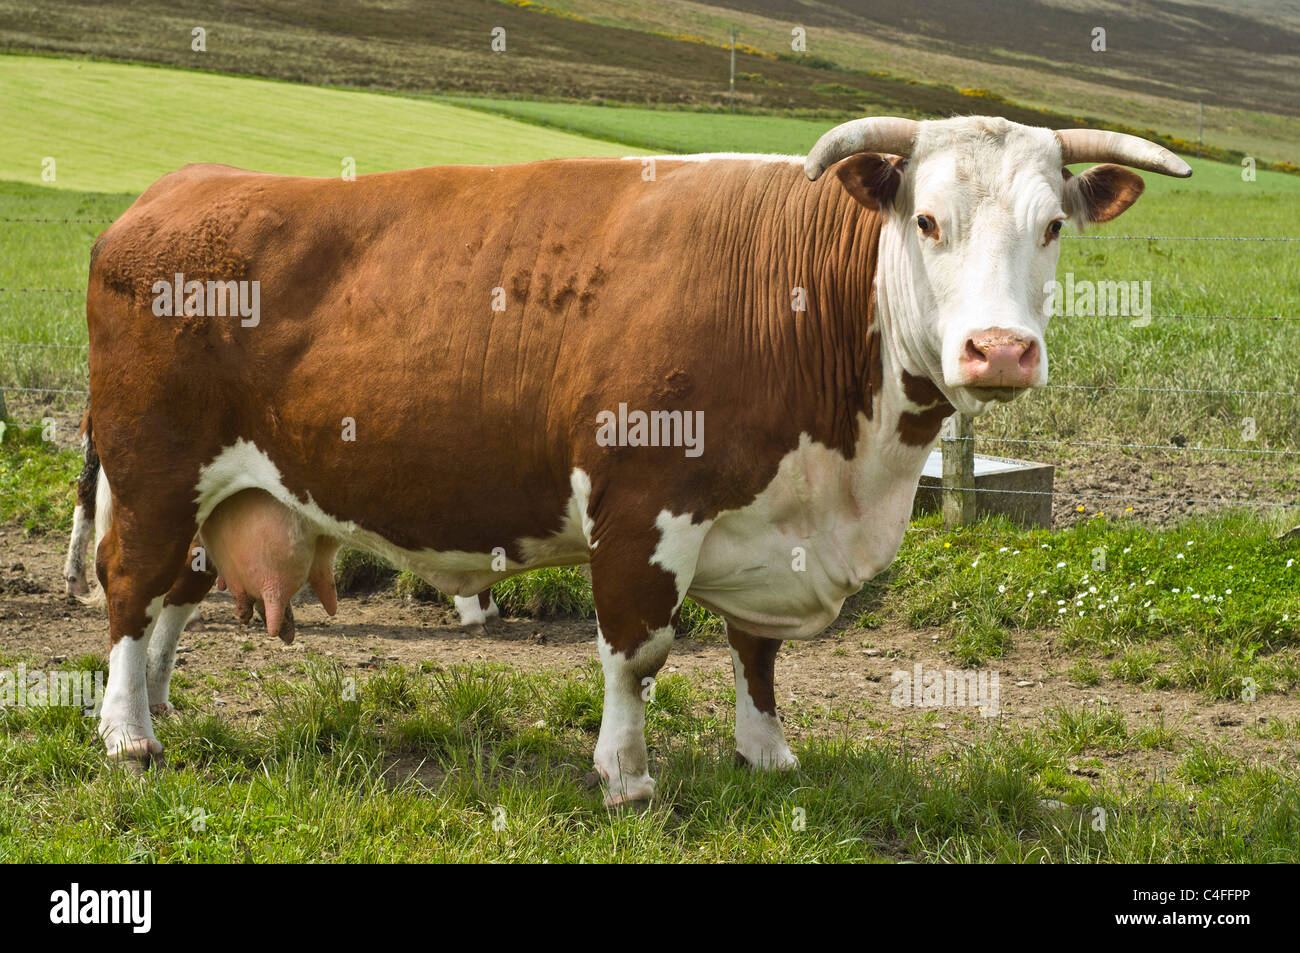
[897,369,954,447]
[901,369,947,408]
[162,543,217,608]
[1065,164,1146,224]
[727,626,781,715]
[589,511,683,658]
[898,405,953,446]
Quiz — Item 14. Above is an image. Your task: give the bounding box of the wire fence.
[1,218,1297,530]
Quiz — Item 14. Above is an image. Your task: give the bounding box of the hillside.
[537,0,1300,164]
[1,0,1294,166]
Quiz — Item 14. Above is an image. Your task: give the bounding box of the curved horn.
[1056,128,1192,178]
[805,117,919,181]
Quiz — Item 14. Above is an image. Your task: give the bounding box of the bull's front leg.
[593,622,674,805]
[586,510,704,806]
[727,625,798,770]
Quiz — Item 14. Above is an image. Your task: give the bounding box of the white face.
[881,122,1066,416]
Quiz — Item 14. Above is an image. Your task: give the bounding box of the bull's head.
[805,116,1191,416]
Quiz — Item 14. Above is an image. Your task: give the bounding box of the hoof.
[106,736,164,772]
[735,749,800,772]
[149,702,175,717]
[65,576,89,598]
[592,764,656,806]
[605,794,653,812]
[115,750,166,774]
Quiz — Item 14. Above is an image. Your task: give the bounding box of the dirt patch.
[1051,450,1299,529]
[2,523,1293,787]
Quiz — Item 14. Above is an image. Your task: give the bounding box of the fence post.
[942,413,975,528]
[729,27,736,113]
[0,385,7,422]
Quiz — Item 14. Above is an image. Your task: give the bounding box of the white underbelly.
[193,439,594,597]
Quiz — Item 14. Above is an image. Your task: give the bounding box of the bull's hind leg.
[64,421,100,597]
[64,500,95,597]
[727,625,798,771]
[146,542,217,716]
[453,589,499,630]
[96,510,199,767]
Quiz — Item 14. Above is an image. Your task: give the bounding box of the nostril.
[964,339,986,363]
[1019,339,1039,369]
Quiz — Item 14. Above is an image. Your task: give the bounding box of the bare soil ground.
[1049,450,1299,528]
[2,524,1293,787]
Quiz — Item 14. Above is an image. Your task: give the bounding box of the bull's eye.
[1046,219,1064,241]
[916,214,938,238]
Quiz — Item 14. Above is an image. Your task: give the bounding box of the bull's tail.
[63,408,109,607]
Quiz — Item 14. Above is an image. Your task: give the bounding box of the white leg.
[593,625,674,805]
[146,602,198,715]
[99,596,164,762]
[730,645,798,770]
[454,592,499,628]
[64,503,93,596]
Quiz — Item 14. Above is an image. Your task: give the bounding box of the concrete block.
[913,450,1055,528]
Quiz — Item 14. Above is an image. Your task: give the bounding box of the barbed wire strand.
[1042,383,1297,398]
[1062,235,1300,242]
[0,386,88,395]
[938,484,1296,509]
[0,342,88,349]
[963,436,1300,456]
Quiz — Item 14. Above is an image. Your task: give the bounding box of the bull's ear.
[1063,164,1145,224]
[835,154,903,211]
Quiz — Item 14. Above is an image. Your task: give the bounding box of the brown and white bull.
[82,116,1189,802]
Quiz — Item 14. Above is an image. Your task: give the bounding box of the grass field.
[1,55,1298,864]
[0,56,648,193]
[2,653,1298,862]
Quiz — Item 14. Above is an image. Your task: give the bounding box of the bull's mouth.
[965,385,1028,403]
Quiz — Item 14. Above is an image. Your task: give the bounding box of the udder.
[200,489,340,643]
